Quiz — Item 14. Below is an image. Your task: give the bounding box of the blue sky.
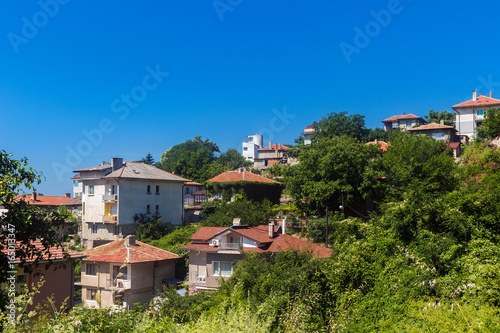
[1,0,500,195]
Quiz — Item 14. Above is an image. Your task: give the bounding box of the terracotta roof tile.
[16,195,72,206]
[2,240,85,263]
[71,174,80,179]
[447,142,461,149]
[185,181,202,186]
[407,122,457,132]
[266,234,332,257]
[381,114,424,122]
[453,94,500,108]
[190,227,226,242]
[258,143,290,151]
[83,236,179,263]
[366,141,388,151]
[206,171,280,184]
[58,196,82,206]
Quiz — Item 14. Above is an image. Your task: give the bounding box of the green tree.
[201,197,275,227]
[312,111,370,142]
[158,136,220,182]
[284,135,385,216]
[477,108,500,139]
[423,110,455,126]
[0,151,68,305]
[141,153,155,165]
[367,127,388,142]
[133,213,172,241]
[215,148,251,170]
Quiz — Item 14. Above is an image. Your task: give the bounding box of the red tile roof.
[366,140,389,151]
[452,94,500,108]
[206,171,280,184]
[407,122,457,132]
[16,195,72,206]
[447,142,461,149]
[71,174,80,179]
[2,240,85,264]
[193,190,205,195]
[381,114,424,122]
[58,196,82,206]
[258,143,290,151]
[185,181,202,186]
[83,236,179,263]
[182,225,332,258]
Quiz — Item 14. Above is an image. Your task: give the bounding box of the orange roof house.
[254,142,291,171]
[81,235,180,309]
[15,192,71,207]
[180,220,332,292]
[366,140,388,151]
[1,240,85,312]
[381,114,425,131]
[205,169,283,204]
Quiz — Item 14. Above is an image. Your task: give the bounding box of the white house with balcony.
[452,90,500,140]
[76,158,188,247]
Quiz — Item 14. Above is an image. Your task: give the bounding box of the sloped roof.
[181,225,332,258]
[74,163,111,172]
[447,142,461,149]
[408,122,457,132]
[193,190,205,195]
[453,94,500,108]
[83,236,179,263]
[206,171,280,184]
[71,174,80,180]
[2,240,85,264]
[185,181,202,186]
[381,114,424,122]
[105,162,189,182]
[366,140,389,151]
[16,195,71,206]
[258,143,290,151]
[58,196,82,206]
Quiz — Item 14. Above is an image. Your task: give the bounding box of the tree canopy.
[312,111,370,142]
[140,153,155,165]
[477,108,500,139]
[424,109,455,126]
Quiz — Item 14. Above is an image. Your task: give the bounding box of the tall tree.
[158,136,220,182]
[477,108,500,139]
[215,148,251,171]
[424,110,455,126]
[312,111,370,142]
[141,153,155,165]
[284,135,384,216]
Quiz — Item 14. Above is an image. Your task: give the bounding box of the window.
[147,185,151,194]
[113,265,128,280]
[89,185,94,195]
[16,274,27,284]
[147,205,151,214]
[243,147,248,151]
[213,261,233,277]
[111,185,117,195]
[155,205,159,214]
[114,226,120,235]
[87,289,97,301]
[92,224,98,234]
[86,263,97,276]
[477,109,484,116]
[155,185,160,194]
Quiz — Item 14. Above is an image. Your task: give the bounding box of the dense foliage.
[477,108,500,139]
[201,197,275,227]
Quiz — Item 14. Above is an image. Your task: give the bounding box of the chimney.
[125,235,136,247]
[65,193,71,198]
[490,91,493,98]
[112,158,123,172]
[282,216,286,235]
[440,119,444,125]
[374,138,378,144]
[269,141,272,149]
[473,90,477,101]
[268,220,275,239]
[233,218,241,227]
[32,191,37,202]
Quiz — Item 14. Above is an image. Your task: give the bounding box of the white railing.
[103,194,118,202]
[219,242,240,250]
[189,273,207,283]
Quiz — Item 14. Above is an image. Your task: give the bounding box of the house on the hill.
[81,235,179,309]
[453,90,500,139]
[180,219,332,293]
[205,169,283,204]
[254,142,291,171]
[407,120,458,141]
[301,125,315,145]
[75,158,189,247]
[366,139,388,151]
[381,114,425,131]
[1,241,84,311]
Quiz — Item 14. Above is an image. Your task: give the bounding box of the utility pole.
[325,205,328,248]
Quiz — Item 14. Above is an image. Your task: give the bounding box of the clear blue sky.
[1,0,500,195]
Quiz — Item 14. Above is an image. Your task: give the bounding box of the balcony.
[103,215,118,223]
[105,279,131,290]
[188,272,206,284]
[219,242,240,251]
[103,194,118,202]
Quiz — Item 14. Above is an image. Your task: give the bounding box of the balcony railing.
[219,242,240,251]
[188,272,207,284]
[103,194,118,202]
[105,279,131,290]
[103,215,118,223]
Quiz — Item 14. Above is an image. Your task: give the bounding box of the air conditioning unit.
[212,239,220,247]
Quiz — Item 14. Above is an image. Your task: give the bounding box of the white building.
[301,124,314,145]
[452,90,500,140]
[381,114,425,131]
[242,134,263,161]
[76,158,188,247]
[72,174,83,198]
